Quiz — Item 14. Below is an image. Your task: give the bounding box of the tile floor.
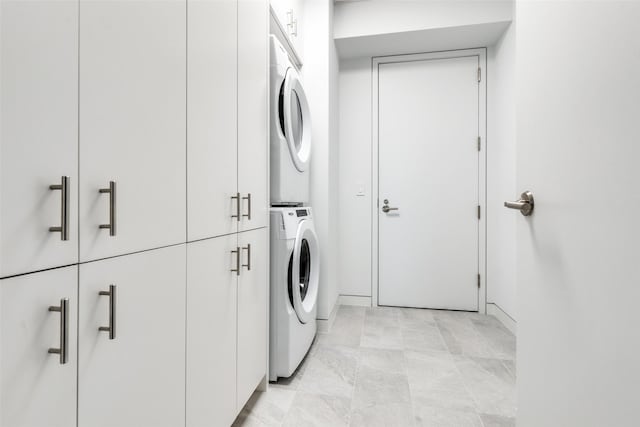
[233,305,516,427]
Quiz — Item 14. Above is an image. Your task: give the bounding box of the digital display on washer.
[296,209,308,217]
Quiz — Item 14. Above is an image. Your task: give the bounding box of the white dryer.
[269,207,319,381]
[270,35,312,205]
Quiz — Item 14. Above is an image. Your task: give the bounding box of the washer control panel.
[272,207,313,239]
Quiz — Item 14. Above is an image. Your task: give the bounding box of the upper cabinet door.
[237,228,268,410]
[238,0,269,231]
[0,0,78,277]
[78,245,186,427]
[187,0,238,241]
[1,266,78,427]
[79,0,186,262]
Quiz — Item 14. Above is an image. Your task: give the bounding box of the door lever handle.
[382,199,398,213]
[504,191,534,216]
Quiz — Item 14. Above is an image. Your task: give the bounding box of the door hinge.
[477,274,481,288]
[477,205,481,220]
[477,67,481,82]
[477,136,481,151]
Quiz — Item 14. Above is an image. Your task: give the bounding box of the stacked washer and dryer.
[269,36,320,381]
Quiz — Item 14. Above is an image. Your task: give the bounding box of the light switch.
[356,185,365,197]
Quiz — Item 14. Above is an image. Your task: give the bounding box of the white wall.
[334,0,512,59]
[336,6,517,320]
[334,0,513,39]
[328,2,340,319]
[302,0,339,320]
[486,23,517,320]
[337,57,372,297]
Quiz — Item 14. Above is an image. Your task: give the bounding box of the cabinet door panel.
[237,228,268,409]
[186,236,237,427]
[0,0,78,277]
[0,266,78,427]
[187,0,238,241]
[238,0,269,231]
[79,0,186,262]
[78,245,185,427]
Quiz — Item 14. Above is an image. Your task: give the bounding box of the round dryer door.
[280,67,311,172]
[287,219,319,324]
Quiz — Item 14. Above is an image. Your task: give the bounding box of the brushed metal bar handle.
[231,247,241,276]
[48,298,69,364]
[49,176,70,241]
[504,191,535,216]
[98,285,116,340]
[99,181,116,236]
[242,244,251,271]
[231,193,241,222]
[242,193,252,220]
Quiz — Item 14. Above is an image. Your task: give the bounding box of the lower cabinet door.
[186,235,238,427]
[0,266,78,427]
[78,245,186,427]
[237,227,268,410]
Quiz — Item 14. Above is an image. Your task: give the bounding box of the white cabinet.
[186,0,269,402]
[78,245,186,427]
[186,227,267,425]
[188,0,268,241]
[0,266,78,427]
[239,0,269,233]
[186,236,238,427]
[187,0,238,241]
[237,228,268,410]
[79,0,187,262]
[0,0,78,278]
[1,0,268,423]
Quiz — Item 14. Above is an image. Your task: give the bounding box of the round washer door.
[288,219,319,324]
[280,67,311,172]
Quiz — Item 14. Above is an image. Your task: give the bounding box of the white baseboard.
[317,300,339,333]
[337,295,372,307]
[486,303,517,335]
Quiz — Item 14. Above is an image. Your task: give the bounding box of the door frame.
[371,48,487,313]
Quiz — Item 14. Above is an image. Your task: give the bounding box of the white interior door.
[79,0,186,262]
[0,0,78,277]
[377,54,481,311]
[516,3,640,426]
[78,245,185,427]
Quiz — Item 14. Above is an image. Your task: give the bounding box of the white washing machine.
[270,35,312,205]
[269,207,319,381]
